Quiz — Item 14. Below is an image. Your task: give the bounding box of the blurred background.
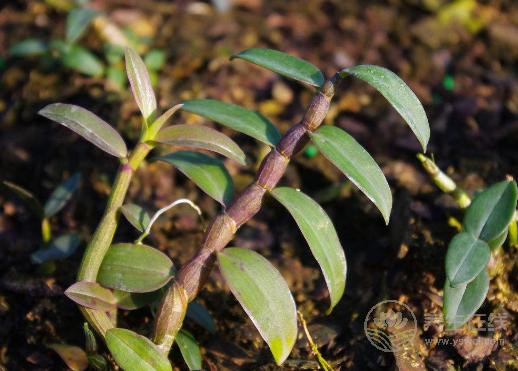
[1,0,517,369]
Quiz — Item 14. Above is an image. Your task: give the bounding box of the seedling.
[40,47,430,369]
[418,154,518,329]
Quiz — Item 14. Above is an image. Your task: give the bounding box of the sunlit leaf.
[271,187,346,312]
[113,289,163,310]
[463,180,518,241]
[31,233,81,264]
[182,99,280,146]
[445,232,490,287]
[155,124,246,165]
[218,247,297,365]
[98,243,174,293]
[44,172,81,218]
[1,180,44,218]
[125,48,157,122]
[9,39,47,57]
[176,330,202,371]
[63,45,104,77]
[66,8,98,44]
[231,48,325,88]
[186,301,216,333]
[309,125,392,224]
[156,151,234,206]
[106,328,172,371]
[48,344,88,371]
[39,103,127,158]
[121,203,151,232]
[340,65,430,151]
[443,270,489,329]
[65,281,117,311]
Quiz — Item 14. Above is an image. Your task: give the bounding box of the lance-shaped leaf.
[488,228,508,250]
[340,65,430,151]
[309,126,392,224]
[31,233,81,264]
[44,172,81,218]
[39,103,127,158]
[155,124,247,165]
[218,247,297,365]
[113,289,163,310]
[463,180,518,241]
[156,151,234,206]
[176,330,202,371]
[48,344,88,371]
[186,301,216,333]
[66,8,98,44]
[443,270,489,329]
[270,187,346,312]
[1,180,44,218]
[231,48,325,88]
[9,39,47,57]
[182,99,280,146]
[98,243,174,293]
[445,232,490,287]
[65,281,117,311]
[125,48,156,121]
[63,45,104,77]
[121,203,151,232]
[106,328,172,371]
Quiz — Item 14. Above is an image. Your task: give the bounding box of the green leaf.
[113,289,163,310]
[66,8,98,44]
[9,39,47,57]
[445,232,490,287]
[186,301,216,333]
[39,103,127,158]
[31,233,81,264]
[106,328,172,371]
[44,172,81,218]
[176,330,202,371]
[125,48,157,122]
[217,247,297,365]
[309,125,392,224]
[1,180,44,218]
[182,99,280,146]
[231,48,325,88]
[488,228,508,250]
[270,187,346,312]
[65,281,117,311]
[156,151,234,206]
[463,180,518,241]
[48,344,88,371]
[98,243,174,293]
[144,49,166,71]
[340,65,430,151]
[63,45,104,77]
[121,203,151,232]
[155,125,247,165]
[443,270,489,329]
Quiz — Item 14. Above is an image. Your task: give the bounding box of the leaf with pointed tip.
[66,8,98,44]
[310,126,392,224]
[125,48,157,122]
[121,203,151,232]
[1,180,44,218]
[9,39,47,57]
[106,328,172,371]
[176,330,202,371]
[443,270,489,329]
[148,104,183,135]
[155,124,246,165]
[31,233,81,264]
[48,344,88,371]
[44,172,81,218]
[113,289,163,310]
[186,301,216,333]
[271,187,346,312]
[231,48,324,88]
[182,99,280,146]
[445,232,490,287]
[488,228,508,250]
[218,247,297,365]
[98,243,174,293]
[463,180,518,242]
[65,281,117,311]
[63,45,104,77]
[340,65,430,151]
[156,151,234,206]
[39,103,127,158]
